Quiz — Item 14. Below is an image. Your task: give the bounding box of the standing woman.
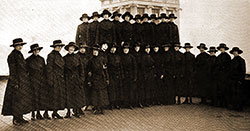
[229,47,246,111]
[64,42,86,118]
[2,38,31,125]
[46,40,65,119]
[26,44,49,120]
[88,45,110,114]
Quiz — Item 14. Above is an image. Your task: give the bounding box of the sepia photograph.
[0,0,250,130]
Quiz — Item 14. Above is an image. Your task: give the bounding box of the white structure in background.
[100,0,181,24]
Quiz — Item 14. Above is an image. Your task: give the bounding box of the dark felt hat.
[183,43,193,48]
[64,42,79,51]
[80,13,90,21]
[111,11,121,19]
[50,40,65,47]
[92,44,101,50]
[90,12,100,19]
[101,9,112,17]
[159,13,168,19]
[10,38,27,47]
[79,43,89,48]
[134,14,142,20]
[174,43,182,48]
[208,47,217,53]
[28,43,43,53]
[150,14,157,20]
[162,43,172,47]
[217,43,229,50]
[197,43,208,50]
[169,13,177,19]
[122,12,133,20]
[123,43,130,48]
[230,47,243,54]
[142,13,150,19]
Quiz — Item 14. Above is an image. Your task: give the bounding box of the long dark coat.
[162,50,175,104]
[133,22,143,46]
[98,19,116,47]
[46,50,66,110]
[26,54,48,111]
[107,52,123,104]
[183,52,196,97]
[141,22,154,47]
[168,22,179,45]
[75,22,89,46]
[229,56,246,109]
[88,21,99,47]
[88,55,109,107]
[172,51,185,96]
[112,20,123,46]
[207,55,217,101]
[141,52,156,103]
[132,51,143,104]
[64,53,86,108]
[157,22,169,45]
[151,51,165,103]
[150,22,157,46]
[195,52,210,97]
[2,50,32,116]
[121,21,133,46]
[77,52,92,105]
[120,53,137,106]
[216,52,231,105]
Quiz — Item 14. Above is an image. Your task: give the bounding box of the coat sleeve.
[7,54,19,87]
[46,53,55,87]
[75,25,81,45]
[133,56,137,81]
[240,58,246,80]
[95,24,100,45]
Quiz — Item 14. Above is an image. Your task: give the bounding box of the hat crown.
[81,13,89,18]
[92,12,99,17]
[30,43,39,49]
[13,38,23,44]
[142,13,149,18]
[134,14,141,19]
[184,43,191,46]
[169,13,177,18]
[150,14,156,18]
[53,40,62,45]
[199,43,206,47]
[209,47,216,50]
[218,43,227,47]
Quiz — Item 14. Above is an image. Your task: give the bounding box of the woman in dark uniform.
[46,40,66,119]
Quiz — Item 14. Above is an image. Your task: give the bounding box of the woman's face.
[123,48,129,54]
[33,49,40,56]
[164,47,169,52]
[125,16,130,22]
[79,48,86,54]
[145,47,150,54]
[135,46,140,52]
[93,50,99,56]
[110,47,117,53]
[103,14,109,19]
[15,45,23,51]
[54,46,62,52]
[68,46,75,54]
[154,47,159,52]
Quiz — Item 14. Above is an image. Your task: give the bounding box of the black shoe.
[64,112,72,119]
[43,113,51,120]
[13,119,22,126]
[20,118,29,124]
[52,113,63,119]
[183,100,189,104]
[115,105,121,110]
[31,112,35,121]
[79,110,85,116]
[139,103,144,108]
[129,106,133,110]
[36,113,44,120]
[73,113,81,118]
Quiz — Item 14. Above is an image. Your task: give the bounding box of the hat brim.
[217,47,229,50]
[65,44,79,51]
[50,44,65,48]
[28,47,43,53]
[122,15,133,20]
[208,50,217,53]
[90,15,100,19]
[197,46,208,50]
[111,14,121,19]
[10,42,27,47]
[80,16,90,21]
[230,50,243,54]
[101,13,112,17]
[183,46,193,48]
[169,16,177,19]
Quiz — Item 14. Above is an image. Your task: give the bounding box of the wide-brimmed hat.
[80,13,90,21]
[159,13,168,19]
[133,14,142,21]
[150,14,157,20]
[162,43,172,47]
[90,12,100,19]
[152,43,161,47]
[101,9,112,17]
[217,43,229,50]
[28,43,43,53]
[197,43,208,50]
[183,43,193,48]
[10,38,27,47]
[122,12,133,20]
[142,13,150,19]
[111,11,121,19]
[79,43,89,48]
[145,44,151,48]
[111,43,119,48]
[64,42,79,51]
[230,47,243,54]
[169,13,177,19]
[208,47,217,53]
[123,43,130,48]
[92,44,101,50]
[50,40,65,47]
[174,43,182,48]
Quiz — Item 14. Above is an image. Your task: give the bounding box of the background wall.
[0,0,249,75]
